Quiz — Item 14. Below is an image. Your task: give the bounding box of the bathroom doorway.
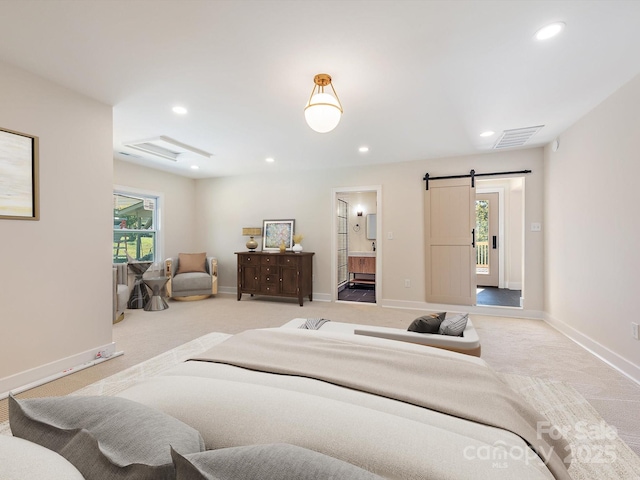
[331,186,381,304]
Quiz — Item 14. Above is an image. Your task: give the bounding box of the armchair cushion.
[172,272,212,292]
[176,253,207,275]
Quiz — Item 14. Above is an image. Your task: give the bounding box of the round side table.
[143,276,169,311]
[127,261,152,309]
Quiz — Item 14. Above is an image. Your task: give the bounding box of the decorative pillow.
[176,253,207,275]
[407,312,446,333]
[439,313,469,336]
[171,443,384,480]
[9,394,205,480]
[0,435,84,480]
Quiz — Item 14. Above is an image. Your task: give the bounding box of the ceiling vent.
[124,136,213,161]
[493,125,544,149]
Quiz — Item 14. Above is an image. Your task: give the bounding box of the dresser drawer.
[260,284,278,295]
[261,273,278,285]
[261,265,276,275]
[279,255,299,266]
[239,254,259,265]
[260,255,278,265]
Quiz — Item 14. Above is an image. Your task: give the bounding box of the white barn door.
[424,177,476,305]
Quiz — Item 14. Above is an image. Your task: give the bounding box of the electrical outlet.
[531,223,542,232]
[632,322,639,340]
[404,279,411,288]
[387,231,394,240]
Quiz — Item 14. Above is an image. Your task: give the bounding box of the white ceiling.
[1,0,639,178]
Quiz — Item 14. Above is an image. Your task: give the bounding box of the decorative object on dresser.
[165,253,218,301]
[242,227,262,251]
[236,251,314,306]
[262,219,294,251]
[292,233,303,253]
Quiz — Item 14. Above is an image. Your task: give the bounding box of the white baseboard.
[0,342,120,400]
[544,313,640,386]
[380,299,543,319]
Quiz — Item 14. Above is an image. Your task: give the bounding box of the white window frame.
[113,185,164,263]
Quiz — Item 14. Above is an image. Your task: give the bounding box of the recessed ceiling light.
[534,22,565,41]
[266,157,275,163]
[358,146,369,153]
[172,106,188,115]
[480,131,495,137]
[190,165,199,170]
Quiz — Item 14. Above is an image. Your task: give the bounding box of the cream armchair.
[112,263,130,323]
[165,253,218,301]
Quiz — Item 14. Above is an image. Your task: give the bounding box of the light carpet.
[1,332,639,480]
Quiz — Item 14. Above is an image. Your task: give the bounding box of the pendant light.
[304,73,343,133]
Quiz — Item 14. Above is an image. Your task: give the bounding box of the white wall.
[113,159,198,260]
[195,148,544,314]
[0,61,113,392]
[342,191,377,253]
[544,73,640,382]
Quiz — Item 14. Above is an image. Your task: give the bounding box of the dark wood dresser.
[235,251,314,306]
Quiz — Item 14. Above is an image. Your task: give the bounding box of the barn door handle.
[492,235,497,249]
[471,229,475,248]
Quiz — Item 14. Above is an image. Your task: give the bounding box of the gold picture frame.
[0,127,39,220]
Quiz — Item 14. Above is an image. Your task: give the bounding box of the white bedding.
[116,329,567,480]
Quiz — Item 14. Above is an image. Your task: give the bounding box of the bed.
[115,327,572,480]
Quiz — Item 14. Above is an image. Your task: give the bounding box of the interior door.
[424,178,476,305]
[476,192,499,287]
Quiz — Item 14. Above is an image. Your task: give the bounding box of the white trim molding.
[0,342,121,400]
[381,299,543,320]
[544,313,640,386]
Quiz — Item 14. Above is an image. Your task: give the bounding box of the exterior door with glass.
[476,192,499,287]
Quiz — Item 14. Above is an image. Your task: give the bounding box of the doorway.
[332,186,381,304]
[475,180,523,308]
[424,177,524,308]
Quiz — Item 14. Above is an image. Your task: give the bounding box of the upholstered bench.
[280,317,481,357]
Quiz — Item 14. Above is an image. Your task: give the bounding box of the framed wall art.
[0,127,39,220]
[262,219,295,251]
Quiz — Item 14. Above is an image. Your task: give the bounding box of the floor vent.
[493,125,544,149]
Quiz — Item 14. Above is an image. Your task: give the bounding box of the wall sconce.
[242,227,262,251]
[356,204,363,216]
[304,73,343,133]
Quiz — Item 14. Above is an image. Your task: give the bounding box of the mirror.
[366,214,376,240]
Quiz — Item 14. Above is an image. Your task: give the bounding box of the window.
[113,190,160,263]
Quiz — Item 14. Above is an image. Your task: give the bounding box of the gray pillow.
[439,313,469,336]
[407,312,446,333]
[9,394,205,480]
[171,444,384,480]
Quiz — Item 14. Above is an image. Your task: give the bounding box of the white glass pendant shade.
[305,92,342,133]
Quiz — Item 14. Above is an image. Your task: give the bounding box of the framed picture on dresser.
[262,219,295,251]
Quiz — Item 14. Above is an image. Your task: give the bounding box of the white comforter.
[117,329,565,480]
